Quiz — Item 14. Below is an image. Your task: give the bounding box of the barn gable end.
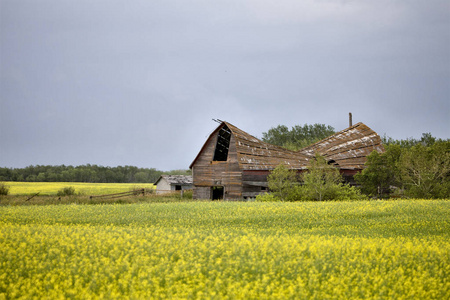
[190,123,242,200]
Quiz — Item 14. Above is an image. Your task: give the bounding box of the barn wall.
[192,128,242,200]
[193,186,211,199]
[242,170,270,198]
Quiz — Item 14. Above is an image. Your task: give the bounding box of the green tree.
[0,182,9,195]
[354,145,402,198]
[267,164,298,201]
[262,123,335,150]
[357,137,449,199]
[399,141,450,198]
[267,154,365,201]
[382,132,441,148]
[134,171,149,183]
[301,153,343,201]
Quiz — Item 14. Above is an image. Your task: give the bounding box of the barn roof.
[299,122,385,170]
[225,122,310,170]
[190,121,384,171]
[154,175,193,185]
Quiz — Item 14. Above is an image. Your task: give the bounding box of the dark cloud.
[1,0,449,170]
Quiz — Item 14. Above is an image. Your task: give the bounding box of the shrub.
[0,182,9,195]
[181,189,193,199]
[57,186,76,197]
[267,164,298,201]
[255,193,279,202]
[333,184,367,201]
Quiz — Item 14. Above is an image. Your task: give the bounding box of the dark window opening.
[261,186,267,191]
[213,125,231,161]
[212,186,224,200]
[327,160,339,167]
[175,185,182,191]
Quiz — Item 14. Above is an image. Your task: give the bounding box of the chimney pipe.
[349,112,353,127]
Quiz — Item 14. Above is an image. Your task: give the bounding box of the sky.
[1,0,449,171]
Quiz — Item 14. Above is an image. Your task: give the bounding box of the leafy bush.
[332,184,367,201]
[56,186,76,197]
[267,155,367,201]
[181,189,193,199]
[267,164,298,201]
[255,193,278,202]
[0,182,9,195]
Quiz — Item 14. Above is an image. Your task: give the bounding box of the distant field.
[2,182,155,196]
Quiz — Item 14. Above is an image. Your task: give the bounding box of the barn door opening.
[211,186,224,200]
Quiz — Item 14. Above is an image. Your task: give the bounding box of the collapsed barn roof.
[190,121,384,171]
[299,122,385,170]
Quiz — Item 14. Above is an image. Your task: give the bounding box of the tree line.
[0,165,191,183]
[355,134,449,199]
[261,123,336,150]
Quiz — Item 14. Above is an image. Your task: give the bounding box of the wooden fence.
[89,188,145,200]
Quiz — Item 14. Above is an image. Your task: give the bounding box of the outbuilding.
[154,175,193,194]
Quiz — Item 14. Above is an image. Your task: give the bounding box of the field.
[2,181,155,196]
[1,200,449,299]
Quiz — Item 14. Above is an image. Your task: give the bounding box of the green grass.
[0,200,449,299]
[1,181,155,196]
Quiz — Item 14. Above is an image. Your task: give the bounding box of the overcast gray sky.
[1,0,449,171]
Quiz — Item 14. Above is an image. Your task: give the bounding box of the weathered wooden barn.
[189,121,384,200]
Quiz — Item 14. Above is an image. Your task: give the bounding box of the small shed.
[154,175,193,194]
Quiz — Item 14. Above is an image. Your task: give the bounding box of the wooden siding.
[193,186,211,199]
[191,125,242,200]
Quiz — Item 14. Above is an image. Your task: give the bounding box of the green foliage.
[399,142,450,198]
[354,145,402,198]
[0,182,10,196]
[181,189,193,199]
[382,132,441,148]
[262,123,335,150]
[301,153,343,201]
[267,164,298,201]
[267,154,366,201]
[255,193,279,202]
[332,184,367,201]
[356,137,450,199]
[56,186,76,197]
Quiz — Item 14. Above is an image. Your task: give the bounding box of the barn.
[154,175,193,194]
[189,120,384,200]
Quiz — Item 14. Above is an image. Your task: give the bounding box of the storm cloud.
[1,0,449,170]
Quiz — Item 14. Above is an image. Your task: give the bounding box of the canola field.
[1,200,449,299]
[3,181,155,196]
